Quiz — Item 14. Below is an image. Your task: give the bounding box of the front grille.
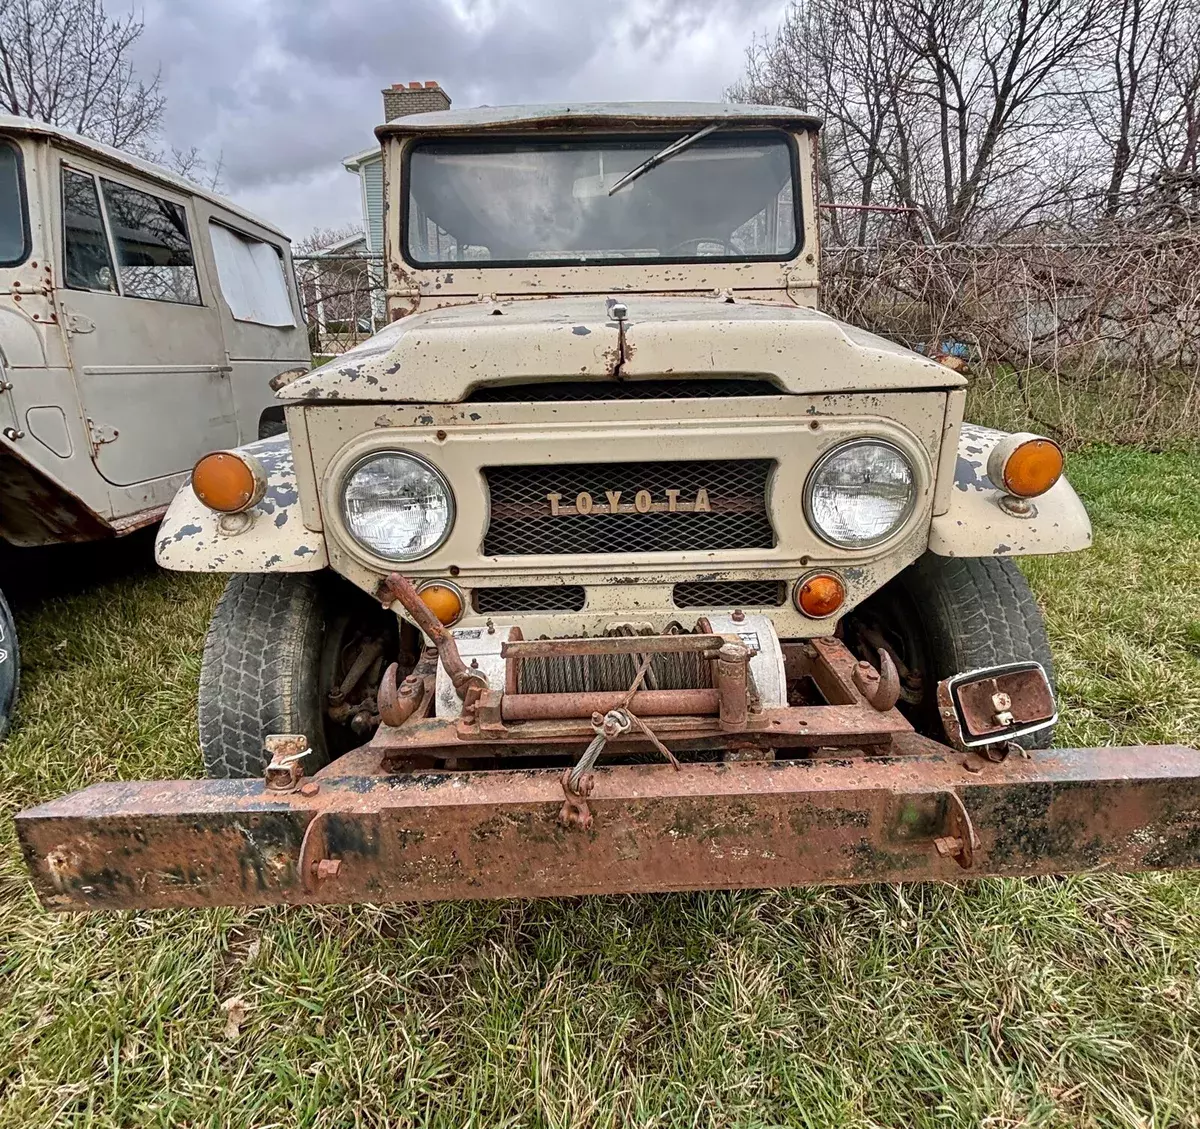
[473,585,587,613]
[483,459,775,556]
[467,379,781,402]
[673,580,787,608]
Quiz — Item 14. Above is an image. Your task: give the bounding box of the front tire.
[198,573,405,779]
[0,587,18,741]
[199,574,329,778]
[845,554,1055,748]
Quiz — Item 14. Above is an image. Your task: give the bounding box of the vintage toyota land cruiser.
[16,103,1200,912]
[0,115,310,740]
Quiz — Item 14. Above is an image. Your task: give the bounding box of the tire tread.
[198,573,327,778]
[903,555,1055,748]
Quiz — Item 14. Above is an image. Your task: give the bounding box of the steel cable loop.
[568,709,632,791]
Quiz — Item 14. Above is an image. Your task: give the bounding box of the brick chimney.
[382,80,451,122]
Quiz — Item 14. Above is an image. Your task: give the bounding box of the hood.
[280,295,964,404]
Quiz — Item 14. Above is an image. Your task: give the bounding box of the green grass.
[967,366,1200,451]
[2,447,1200,1127]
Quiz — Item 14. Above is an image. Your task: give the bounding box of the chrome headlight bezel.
[803,438,917,550]
[339,450,456,562]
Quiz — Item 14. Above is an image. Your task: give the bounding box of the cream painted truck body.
[0,114,310,739]
[156,102,1090,640]
[24,103,1172,919]
[0,114,309,550]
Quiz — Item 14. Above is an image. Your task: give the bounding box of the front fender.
[155,435,327,573]
[928,424,1092,558]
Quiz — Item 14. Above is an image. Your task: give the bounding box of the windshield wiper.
[607,123,722,196]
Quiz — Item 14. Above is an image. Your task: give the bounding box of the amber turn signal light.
[417,581,465,626]
[192,451,267,513]
[795,572,846,618]
[987,434,1064,499]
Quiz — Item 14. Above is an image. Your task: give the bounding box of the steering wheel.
[668,237,739,257]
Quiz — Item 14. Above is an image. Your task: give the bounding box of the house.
[298,231,377,355]
[344,81,452,264]
[305,82,451,353]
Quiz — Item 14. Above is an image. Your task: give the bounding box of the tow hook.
[263,734,311,793]
[852,648,902,711]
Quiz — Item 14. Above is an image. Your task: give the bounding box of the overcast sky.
[133,0,788,241]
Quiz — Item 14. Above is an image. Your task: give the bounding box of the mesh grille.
[467,379,781,402]
[673,580,787,608]
[483,459,775,556]
[473,585,587,613]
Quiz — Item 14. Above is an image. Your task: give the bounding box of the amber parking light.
[416,581,465,626]
[191,451,267,513]
[795,572,846,618]
[987,434,1064,499]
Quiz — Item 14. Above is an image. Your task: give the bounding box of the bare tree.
[732,0,922,244]
[733,0,1106,240]
[1087,0,1200,221]
[0,0,164,149]
[1130,3,1200,223]
[162,144,226,192]
[295,225,366,257]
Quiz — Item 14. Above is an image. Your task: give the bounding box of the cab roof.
[376,101,821,139]
[0,113,289,240]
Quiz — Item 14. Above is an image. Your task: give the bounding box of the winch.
[433,614,787,720]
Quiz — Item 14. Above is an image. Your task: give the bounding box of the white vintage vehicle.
[0,115,310,736]
[17,103,1200,915]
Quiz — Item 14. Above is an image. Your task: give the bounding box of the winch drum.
[432,614,788,719]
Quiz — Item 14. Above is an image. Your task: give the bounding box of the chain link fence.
[294,232,1200,442]
[294,253,386,358]
[822,226,1200,443]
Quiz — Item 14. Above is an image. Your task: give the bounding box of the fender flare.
[155,435,327,573]
[928,424,1092,558]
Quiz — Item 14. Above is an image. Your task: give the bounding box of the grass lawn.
[2,446,1199,1127]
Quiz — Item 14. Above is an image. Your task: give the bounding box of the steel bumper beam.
[15,743,1200,912]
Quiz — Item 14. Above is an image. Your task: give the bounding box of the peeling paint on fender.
[155,435,327,573]
[928,425,1091,557]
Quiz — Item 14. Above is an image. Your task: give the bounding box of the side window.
[208,222,296,326]
[100,178,201,304]
[63,168,117,292]
[0,139,30,267]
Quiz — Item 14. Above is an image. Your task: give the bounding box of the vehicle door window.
[0,140,30,267]
[100,178,201,304]
[208,222,296,326]
[63,168,118,292]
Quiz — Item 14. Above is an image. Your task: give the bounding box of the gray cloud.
[136,0,788,237]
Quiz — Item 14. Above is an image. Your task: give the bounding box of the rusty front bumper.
[16,742,1200,912]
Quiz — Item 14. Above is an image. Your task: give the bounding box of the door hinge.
[86,418,119,455]
[62,309,96,335]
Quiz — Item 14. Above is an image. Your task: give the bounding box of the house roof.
[376,101,821,139]
[0,113,289,239]
[343,145,382,170]
[305,232,368,256]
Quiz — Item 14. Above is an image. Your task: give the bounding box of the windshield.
[0,139,30,267]
[405,131,798,267]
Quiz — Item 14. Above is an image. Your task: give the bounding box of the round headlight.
[805,440,916,549]
[341,452,454,561]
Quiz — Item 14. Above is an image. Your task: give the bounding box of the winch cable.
[565,653,681,793]
[568,709,633,792]
[516,624,712,696]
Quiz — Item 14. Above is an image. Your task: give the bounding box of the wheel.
[0,586,18,741]
[198,573,409,778]
[843,554,1055,749]
[258,407,287,439]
